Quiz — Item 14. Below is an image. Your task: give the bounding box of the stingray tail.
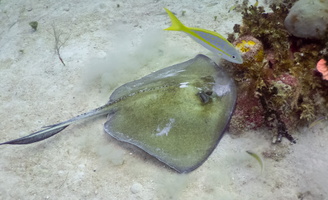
[0,104,113,145]
[0,125,69,145]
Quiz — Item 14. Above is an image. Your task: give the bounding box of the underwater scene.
[0,0,327,199]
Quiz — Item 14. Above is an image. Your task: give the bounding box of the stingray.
[0,54,236,173]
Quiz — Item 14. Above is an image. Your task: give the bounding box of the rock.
[63,4,70,12]
[284,0,328,39]
[130,182,143,194]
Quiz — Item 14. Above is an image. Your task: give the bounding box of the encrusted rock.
[284,0,328,39]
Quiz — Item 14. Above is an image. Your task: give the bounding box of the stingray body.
[0,54,236,173]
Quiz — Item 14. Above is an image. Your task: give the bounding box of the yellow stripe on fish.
[164,8,243,64]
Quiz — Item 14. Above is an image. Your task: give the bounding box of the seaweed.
[29,21,38,31]
[230,1,328,142]
[51,24,69,66]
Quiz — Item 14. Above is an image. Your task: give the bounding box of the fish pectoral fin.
[0,125,69,145]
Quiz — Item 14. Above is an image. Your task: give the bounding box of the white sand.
[1,0,328,199]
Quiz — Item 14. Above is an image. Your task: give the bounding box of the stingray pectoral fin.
[0,125,69,145]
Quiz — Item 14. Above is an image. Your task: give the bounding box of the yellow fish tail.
[164,8,186,31]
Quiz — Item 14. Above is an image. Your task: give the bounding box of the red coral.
[229,87,265,134]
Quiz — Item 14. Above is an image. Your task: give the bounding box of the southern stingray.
[0,54,236,173]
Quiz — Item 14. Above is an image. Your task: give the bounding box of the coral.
[228,0,250,13]
[234,35,264,65]
[228,1,328,143]
[229,85,265,135]
[316,59,328,80]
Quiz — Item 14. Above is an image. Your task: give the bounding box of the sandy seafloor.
[0,0,328,199]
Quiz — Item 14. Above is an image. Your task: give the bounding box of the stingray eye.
[205,91,213,96]
[198,91,213,104]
